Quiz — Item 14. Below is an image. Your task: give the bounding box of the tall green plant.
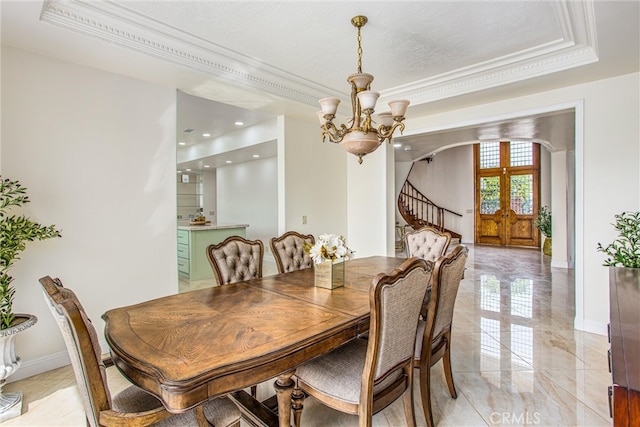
[0,177,61,329]
[597,211,640,268]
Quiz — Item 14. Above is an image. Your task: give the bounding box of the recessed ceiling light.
[185,168,191,172]
[177,170,182,174]
[234,121,244,126]
[252,154,260,158]
[178,141,186,146]
[202,133,211,137]
[204,165,210,168]
[225,160,232,164]
[393,143,401,148]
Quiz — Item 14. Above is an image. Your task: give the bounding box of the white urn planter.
[0,314,37,422]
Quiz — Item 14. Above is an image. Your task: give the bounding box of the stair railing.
[398,180,462,239]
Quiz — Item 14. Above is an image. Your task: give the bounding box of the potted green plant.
[534,205,552,256]
[0,177,60,421]
[597,211,640,268]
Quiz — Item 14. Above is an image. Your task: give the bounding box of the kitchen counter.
[178,223,250,232]
[177,223,249,280]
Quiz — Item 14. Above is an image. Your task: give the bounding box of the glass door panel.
[481,176,501,214]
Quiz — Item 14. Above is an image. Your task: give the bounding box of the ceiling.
[2,1,638,169]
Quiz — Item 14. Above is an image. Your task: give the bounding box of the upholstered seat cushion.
[113,386,240,427]
[295,338,402,405]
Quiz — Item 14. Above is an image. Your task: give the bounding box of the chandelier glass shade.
[317,16,409,164]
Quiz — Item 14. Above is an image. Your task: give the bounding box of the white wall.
[347,143,396,257]
[1,46,178,379]
[202,170,216,222]
[214,115,349,255]
[278,116,348,239]
[540,146,552,209]
[551,150,569,268]
[217,157,278,245]
[405,72,640,334]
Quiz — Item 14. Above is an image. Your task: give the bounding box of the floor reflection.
[454,244,610,426]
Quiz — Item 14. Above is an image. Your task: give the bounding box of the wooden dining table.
[102,256,405,427]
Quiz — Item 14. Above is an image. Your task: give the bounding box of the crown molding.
[381,0,598,105]
[41,0,598,109]
[40,0,343,107]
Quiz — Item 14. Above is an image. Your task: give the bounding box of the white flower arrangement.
[305,233,351,265]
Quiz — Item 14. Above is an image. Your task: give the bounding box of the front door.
[474,141,540,247]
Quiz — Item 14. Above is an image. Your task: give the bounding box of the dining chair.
[206,235,264,285]
[269,231,315,273]
[293,257,431,427]
[405,225,452,318]
[404,226,452,262]
[414,244,468,427]
[39,276,241,427]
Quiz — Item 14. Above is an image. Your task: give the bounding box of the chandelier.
[317,15,410,164]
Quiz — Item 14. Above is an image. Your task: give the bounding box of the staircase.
[398,180,462,241]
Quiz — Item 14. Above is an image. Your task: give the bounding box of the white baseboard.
[575,318,608,336]
[9,351,71,383]
[551,259,569,268]
[8,338,113,383]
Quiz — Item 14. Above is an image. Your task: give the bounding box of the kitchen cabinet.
[178,224,248,280]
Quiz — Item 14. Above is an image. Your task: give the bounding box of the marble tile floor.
[3,244,612,426]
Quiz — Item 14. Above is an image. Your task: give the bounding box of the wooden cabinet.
[178,225,248,280]
[608,267,640,426]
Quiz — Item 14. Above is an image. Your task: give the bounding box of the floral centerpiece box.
[304,234,351,289]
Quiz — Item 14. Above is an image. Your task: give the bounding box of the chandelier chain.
[356,26,363,74]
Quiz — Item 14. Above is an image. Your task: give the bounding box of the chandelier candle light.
[317,15,410,164]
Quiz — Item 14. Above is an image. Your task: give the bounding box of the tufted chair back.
[270,231,315,273]
[405,226,452,262]
[206,236,264,285]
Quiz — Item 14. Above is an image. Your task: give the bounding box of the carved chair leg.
[419,358,435,427]
[291,383,305,427]
[402,370,417,427]
[442,332,457,399]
